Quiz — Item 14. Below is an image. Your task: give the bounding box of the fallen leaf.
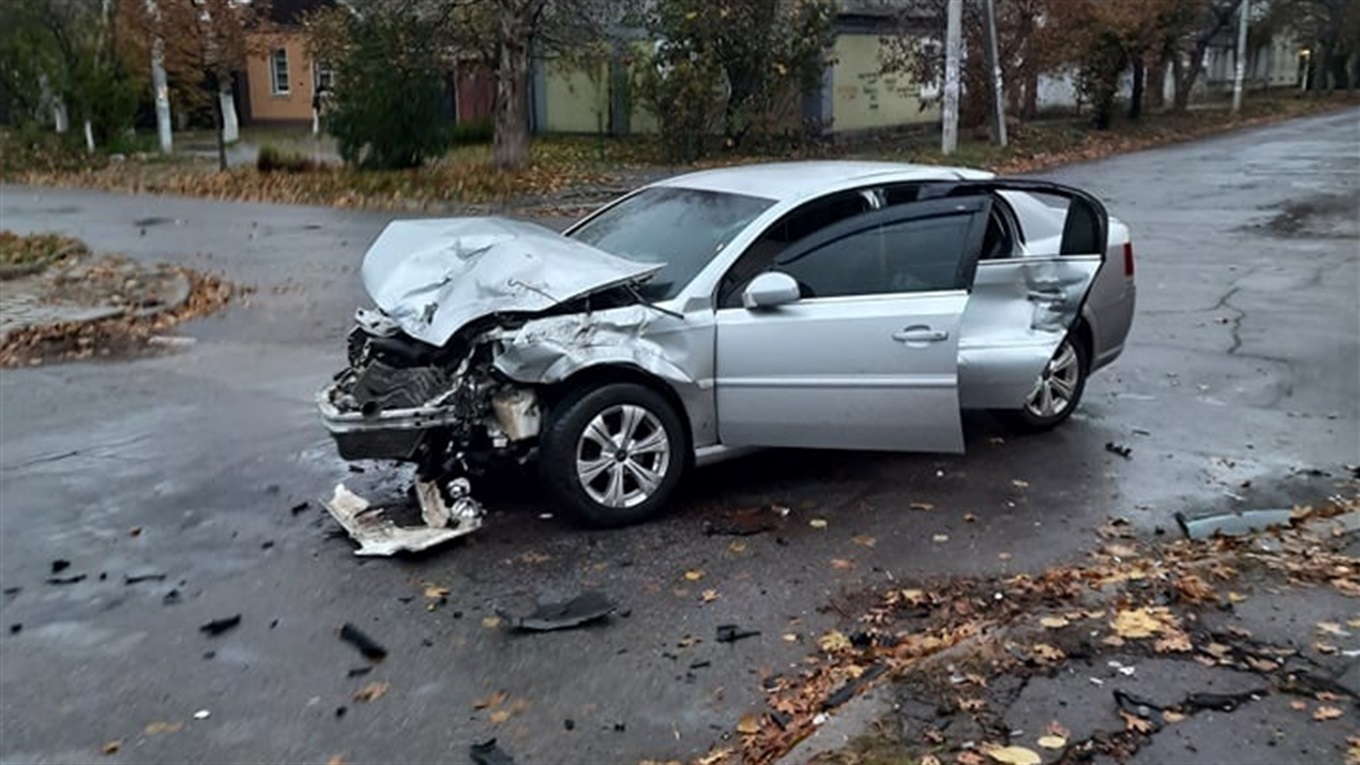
[684,569,705,581]
[1031,643,1065,662]
[481,616,501,629]
[998,552,1013,561]
[1113,607,1166,639]
[851,534,877,547]
[1205,642,1232,658]
[963,513,978,523]
[519,551,551,564]
[921,756,943,765]
[1290,699,1308,711]
[728,541,747,554]
[1247,657,1280,672]
[1037,734,1067,750]
[932,534,950,543]
[830,558,856,571]
[1011,479,1030,489]
[809,518,828,529]
[1102,635,1127,647]
[352,682,389,703]
[1040,615,1070,629]
[1120,711,1154,733]
[957,753,986,765]
[696,750,734,765]
[144,721,182,735]
[700,589,719,603]
[1315,705,1343,721]
[1318,691,1342,702]
[101,741,121,756]
[1348,737,1360,765]
[423,585,450,599]
[984,744,1041,765]
[910,502,935,512]
[1317,621,1345,636]
[1154,630,1193,653]
[1314,641,1340,655]
[782,633,798,643]
[736,713,760,735]
[1227,591,1248,603]
[473,691,507,710]
[489,709,511,725]
[957,697,985,712]
[1104,543,1138,558]
[1044,721,1070,738]
[326,757,347,765]
[898,588,928,605]
[1161,710,1186,723]
[818,630,851,653]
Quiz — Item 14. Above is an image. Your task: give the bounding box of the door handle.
[893,327,950,343]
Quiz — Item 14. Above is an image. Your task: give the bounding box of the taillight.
[1123,241,1135,277]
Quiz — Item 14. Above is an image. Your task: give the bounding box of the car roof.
[649,160,995,202]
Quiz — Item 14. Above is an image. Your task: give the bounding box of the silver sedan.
[319,161,1136,527]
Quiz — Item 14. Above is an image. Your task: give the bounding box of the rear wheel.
[539,382,687,528]
[1000,335,1088,432]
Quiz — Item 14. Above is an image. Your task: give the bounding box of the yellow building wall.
[544,62,610,133]
[246,33,316,122]
[831,34,938,132]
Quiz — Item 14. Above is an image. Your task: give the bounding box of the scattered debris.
[1104,442,1133,459]
[9,624,21,635]
[101,740,121,756]
[469,739,516,765]
[2,587,20,597]
[193,709,210,720]
[51,559,71,574]
[46,573,85,585]
[352,682,389,703]
[162,589,182,605]
[124,572,168,585]
[290,501,310,515]
[347,667,372,678]
[1175,508,1294,539]
[322,479,484,557]
[143,721,182,736]
[496,591,616,632]
[983,745,1041,765]
[199,615,241,636]
[716,624,761,644]
[809,518,829,530]
[703,505,786,536]
[339,622,388,660]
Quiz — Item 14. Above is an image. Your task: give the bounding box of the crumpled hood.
[361,217,663,347]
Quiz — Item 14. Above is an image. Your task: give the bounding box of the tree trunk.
[1146,54,1166,110]
[219,86,239,144]
[1128,56,1145,120]
[493,6,532,170]
[1174,51,1205,111]
[213,83,227,172]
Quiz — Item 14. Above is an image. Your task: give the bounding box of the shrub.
[256,144,316,173]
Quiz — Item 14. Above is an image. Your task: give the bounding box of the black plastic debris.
[347,667,373,678]
[270,619,279,629]
[46,574,86,585]
[163,589,182,605]
[339,622,388,660]
[612,722,626,732]
[1185,690,1263,713]
[563,719,575,731]
[1105,442,1133,459]
[9,624,21,635]
[496,591,615,632]
[716,624,761,643]
[261,541,275,550]
[200,615,242,636]
[335,706,347,718]
[124,572,168,585]
[51,560,71,574]
[689,660,711,670]
[290,501,310,515]
[469,739,516,765]
[822,663,886,710]
[2,587,20,597]
[203,651,216,660]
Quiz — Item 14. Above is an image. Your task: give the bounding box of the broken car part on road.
[317,166,1134,542]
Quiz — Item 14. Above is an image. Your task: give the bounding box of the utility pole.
[1232,0,1250,113]
[942,0,963,155]
[982,0,1007,147]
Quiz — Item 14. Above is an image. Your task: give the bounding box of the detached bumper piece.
[323,478,484,556]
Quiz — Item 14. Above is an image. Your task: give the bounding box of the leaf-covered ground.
[0,230,84,268]
[665,493,1360,765]
[2,95,1354,215]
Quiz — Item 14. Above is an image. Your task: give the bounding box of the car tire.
[539,382,688,528]
[999,335,1089,433]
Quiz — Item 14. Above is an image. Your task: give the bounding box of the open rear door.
[920,180,1109,410]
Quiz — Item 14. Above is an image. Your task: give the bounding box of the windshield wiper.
[625,283,684,320]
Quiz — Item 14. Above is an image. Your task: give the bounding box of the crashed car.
[318,161,1135,530]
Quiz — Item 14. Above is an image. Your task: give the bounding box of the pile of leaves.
[0,230,86,270]
[1,263,238,367]
[694,494,1360,765]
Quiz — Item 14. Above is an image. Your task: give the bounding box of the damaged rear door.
[931,180,1110,410]
[714,196,991,453]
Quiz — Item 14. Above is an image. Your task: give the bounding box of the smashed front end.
[315,216,661,553]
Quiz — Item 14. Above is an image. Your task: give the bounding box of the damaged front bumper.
[323,478,484,556]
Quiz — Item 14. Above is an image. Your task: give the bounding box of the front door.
[714,197,990,452]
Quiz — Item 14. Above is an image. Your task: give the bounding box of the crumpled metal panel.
[958,255,1101,409]
[361,217,662,347]
[493,305,693,386]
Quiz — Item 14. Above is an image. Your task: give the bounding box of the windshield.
[568,187,775,301]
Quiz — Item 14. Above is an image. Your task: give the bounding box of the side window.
[776,213,975,299]
[717,191,874,307]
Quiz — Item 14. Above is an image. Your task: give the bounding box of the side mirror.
[742,271,801,309]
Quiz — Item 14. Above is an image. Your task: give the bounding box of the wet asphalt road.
[1,110,1357,764]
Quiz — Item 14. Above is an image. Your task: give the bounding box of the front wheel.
[999,336,1089,433]
[539,382,688,528]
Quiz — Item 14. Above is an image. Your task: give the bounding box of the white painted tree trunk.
[220,88,239,144]
[84,120,95,153]
[152,37,173,154]
[942,0,963,155]
[53,102,70,134]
